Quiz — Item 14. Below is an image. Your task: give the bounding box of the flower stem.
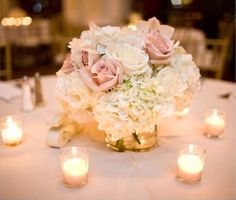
[132,132,141,144]
[116,139,125,152]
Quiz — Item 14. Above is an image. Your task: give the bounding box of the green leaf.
[132,132,141,144]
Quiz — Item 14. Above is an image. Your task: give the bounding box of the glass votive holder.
[177,144,206,184]
[204,109,226,138]
[175,107,190,118]
[0,115,23,146]
[60,146,89,188]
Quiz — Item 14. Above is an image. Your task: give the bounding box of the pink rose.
[145,30,173,65]
[60,55,73,74]
[71,50,99,69]
[79,59,123,92]
[137,17,175,40]
[147,18,175,38]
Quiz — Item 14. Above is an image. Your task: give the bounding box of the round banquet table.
[0,76,235,200]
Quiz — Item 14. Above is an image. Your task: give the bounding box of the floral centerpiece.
[56,17,200,151]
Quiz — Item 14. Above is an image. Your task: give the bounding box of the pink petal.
[148,17,161,31]
[93,74,114,85]
[80,58,124,91]
[91,60,104,74]
[146,42,170,59]
[91,59,116,76]
[78,68,100,92]
[88,53,100,68]
[98,76,118,90]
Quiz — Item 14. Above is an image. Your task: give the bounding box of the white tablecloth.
[0,76,235,200]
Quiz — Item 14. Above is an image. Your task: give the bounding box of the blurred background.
[0,0,235,81]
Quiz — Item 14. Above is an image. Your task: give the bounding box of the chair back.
[174,28,229,79]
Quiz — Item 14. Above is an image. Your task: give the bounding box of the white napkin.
[0,81,21,101]
[47,124,77,148]
[47,112,81,148]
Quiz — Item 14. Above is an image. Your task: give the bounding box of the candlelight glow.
[175,107,190,118]
[127,24,137,31]
[177,144,206,183]
[6,116,14,125]
[22,17,32,26]
[178,154,203,174]
[1,16,32,26]
[63,158,87,176]
[60,147,89,187]
[205,109,225,137]
[72,146,77,156]
[1,116,23,145]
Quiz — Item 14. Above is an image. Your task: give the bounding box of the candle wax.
[1,118,23,145]
[62,158,88,187]
[177,154,204,183]
[205,114,225,137]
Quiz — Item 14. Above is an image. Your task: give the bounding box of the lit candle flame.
[6,116,14,126]
[212,109,218,117]
[72,146,77,156]
[188,144,194,152]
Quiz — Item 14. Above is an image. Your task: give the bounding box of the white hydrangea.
[56,71,92,110]
[93,76,174,140]
[92,45,200,140]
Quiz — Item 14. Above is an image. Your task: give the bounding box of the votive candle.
[0,115,23,146]
[177,144,206,183]
[60,146,89,187]
[205,109,225,138]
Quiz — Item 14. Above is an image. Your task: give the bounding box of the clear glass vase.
[105,126,157,152]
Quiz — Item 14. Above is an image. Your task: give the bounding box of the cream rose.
[56,71,92,110]
[107,43,151,76]
[79,59,123,92]
[137,17,175,40]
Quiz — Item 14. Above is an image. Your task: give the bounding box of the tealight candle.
[175,107,190,118]
[205,109,226,138]
[60,146,89,187]
[0,115,23,146]
[177,144,206,183]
